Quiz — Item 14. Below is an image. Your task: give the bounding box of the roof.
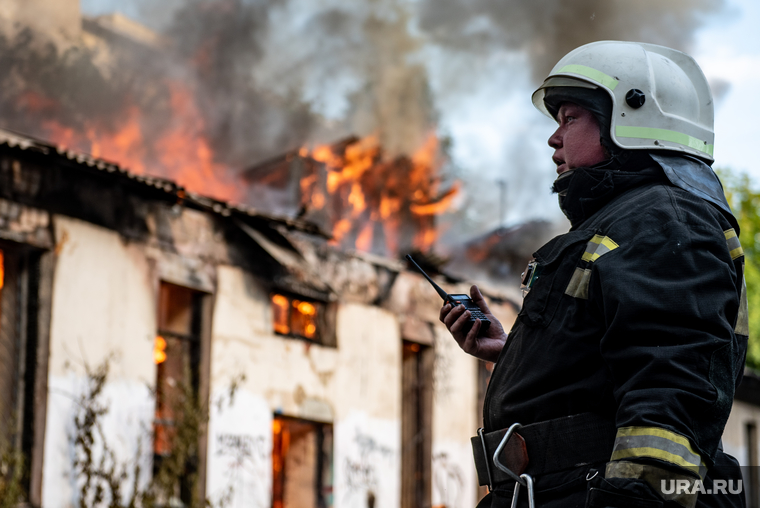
[0,127,330,238]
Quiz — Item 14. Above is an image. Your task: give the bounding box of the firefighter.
[440,41,747,508]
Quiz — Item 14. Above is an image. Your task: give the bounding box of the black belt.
[471,412,617,488]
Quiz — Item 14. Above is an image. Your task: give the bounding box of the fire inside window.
[272,415,333,508]
[271,293,319,340]
[153,281,203,501]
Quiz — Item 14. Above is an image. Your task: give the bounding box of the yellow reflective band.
[612,427,706,479]
[615,126,714,157]
[724,228,743,260]
[581,235,619,262]
[558,64,619,90]
[611,447,704,477]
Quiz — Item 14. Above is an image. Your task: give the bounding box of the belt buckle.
[477,428,494,491]
[493,424,534,507]
[493,423,524,484]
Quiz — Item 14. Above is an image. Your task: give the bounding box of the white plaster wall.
[334,412,400,508]
[431,325,479,508]
[722,400,760,466]
[206,389,272,508]
[431,441,473,508]
[43,216,156,507]
[209,265,403,508]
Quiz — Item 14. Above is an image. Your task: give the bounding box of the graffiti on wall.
[342,428,395,506]
[433,452,465,508]
[433,332,455,401]
[212,431,270,507]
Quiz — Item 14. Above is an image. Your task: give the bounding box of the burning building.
[0,125,520,507]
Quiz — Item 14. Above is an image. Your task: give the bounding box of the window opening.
[271,293,319,341]
[0,244,42,498]
[153,281,204,504]
[401,340,433,508]
[272,416,333,508]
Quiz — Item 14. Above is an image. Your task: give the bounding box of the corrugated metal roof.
[0,127,329,237]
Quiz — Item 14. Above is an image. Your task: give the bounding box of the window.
[153,281,208,503]
[0,242,50,504]
[271,293,335,346]
[401,340,433,508]
[272,416,333,508]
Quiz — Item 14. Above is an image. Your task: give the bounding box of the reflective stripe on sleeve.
[557,64,619,90]
[581,235,619,262]
[615,126,714,157]
[724,228,743,260]
[611,427,707,479]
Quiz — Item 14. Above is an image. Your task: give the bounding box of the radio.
[406,254,491,334]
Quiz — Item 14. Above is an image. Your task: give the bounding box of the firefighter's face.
[548,102,607,175]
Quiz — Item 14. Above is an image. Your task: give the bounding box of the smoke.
[0,0,729,237]
[416,0,726,84]
[251,0,437,157]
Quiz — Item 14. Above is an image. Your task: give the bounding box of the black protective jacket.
[482,159,748,508]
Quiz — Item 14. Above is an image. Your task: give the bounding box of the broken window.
[271,416,333,508]
[401,340,433,508]
[153,281,206,503]
[271,293,335,346]
[0,243,49,502]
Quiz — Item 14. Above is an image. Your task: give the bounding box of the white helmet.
[532,41,715,163]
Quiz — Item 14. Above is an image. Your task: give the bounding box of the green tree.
[718,168,760,371]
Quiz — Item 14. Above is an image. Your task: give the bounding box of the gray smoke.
[0,0,729,238]
[416,0,725,84]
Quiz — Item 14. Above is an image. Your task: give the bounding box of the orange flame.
[299,133,457,255]
[22,83,241,204]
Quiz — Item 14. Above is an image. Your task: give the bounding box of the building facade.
[0,128,519,508]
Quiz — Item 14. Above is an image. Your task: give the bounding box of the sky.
[76,0,760,232]
[693,0,760,178]
[428,0,760,227]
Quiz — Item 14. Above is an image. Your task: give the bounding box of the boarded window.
[153,281,205,503]
[272,416,333,508]
[401,340,433,508]
[271,293,336,346]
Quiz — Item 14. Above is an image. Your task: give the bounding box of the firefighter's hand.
[439,285,507,363]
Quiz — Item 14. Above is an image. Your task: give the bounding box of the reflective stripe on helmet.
[557,64,619,90]
[615,126,714,157]
[611,426,707,479]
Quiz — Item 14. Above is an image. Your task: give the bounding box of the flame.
[153,335,167,364]
[299,133,458,255]
[20,83,241,203]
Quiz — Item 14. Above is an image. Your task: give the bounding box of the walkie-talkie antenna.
[406,254,449,302]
